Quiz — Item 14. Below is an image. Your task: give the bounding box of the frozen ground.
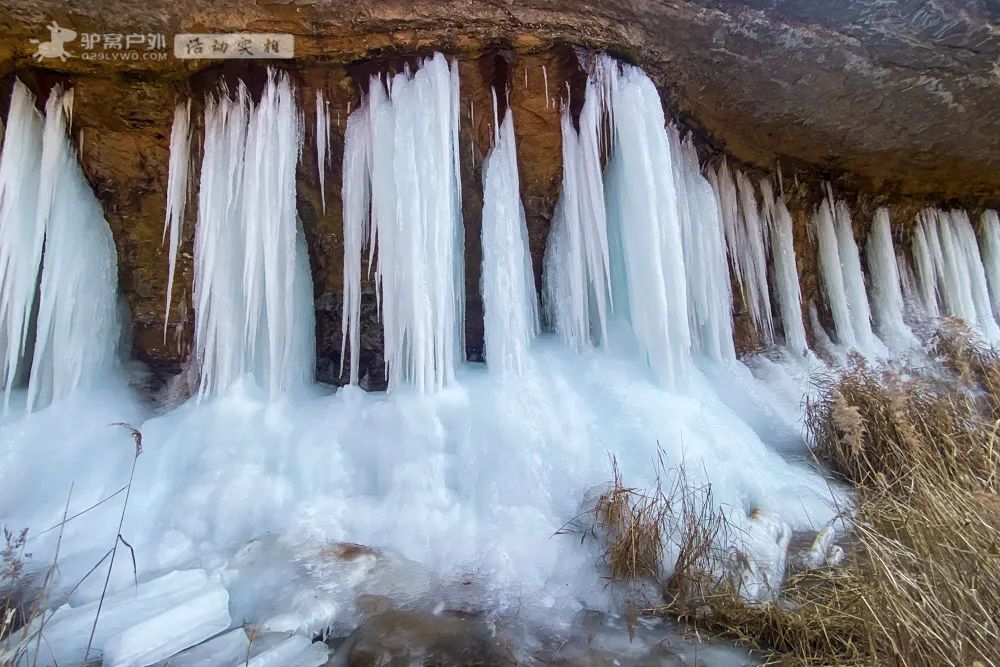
[0,337,838,665]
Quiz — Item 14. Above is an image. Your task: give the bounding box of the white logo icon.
[30,21,77,61]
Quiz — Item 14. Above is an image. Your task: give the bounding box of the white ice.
[543,78,611,351]
[349,54,465,392]
[866,208,917,351]
[981,210,1000,320]
[0,82,120,413]
[759,180,808,356]
[163,100,191,334]
[193,69,315,399]
[813,191,885,358]
[603,57,692,388]
[0,53,866,666]
[912,208,1000,340]
[480,92,539,375]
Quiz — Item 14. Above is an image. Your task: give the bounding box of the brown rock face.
[1,1,999,376]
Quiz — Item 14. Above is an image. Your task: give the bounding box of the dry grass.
[562,451,733,591]
[1,527,30,647]
[585,322,1000,666]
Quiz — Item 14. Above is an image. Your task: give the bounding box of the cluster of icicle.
[480,90,540,376]
[0,80,120,412]
[814,193,1000,356]
[543,55,809,387]
[339,53,465,392]
[192,70,315,399]
[141,52,1000,401]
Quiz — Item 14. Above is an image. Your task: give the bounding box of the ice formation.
[911,209,1000,340]
[0,80,44,402]
[981,210,1000,319]
[163,100,191,334]
[480,92,539,375]
[340,53,465,392]
[814,191,883,356]
[543,76,611,351]
[0,80,120,413]
[9,50,1000,666]
[668,126,735,362]
[603,58,692,387]
[711,161,774,344]
[315,90,330,214]
[193,69,315,398]
[759,180,808,355]
[866,208,916,350]
[339,99,371,385]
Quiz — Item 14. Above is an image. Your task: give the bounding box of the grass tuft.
[583,321,1000,666]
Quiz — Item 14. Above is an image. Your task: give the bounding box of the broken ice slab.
[245,633,329,667]
[12,569,230,666]
[152,627,250,667]
[101,586,231,666]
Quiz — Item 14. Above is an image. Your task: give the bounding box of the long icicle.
[163,99,191,337]
[759,179,807,356]
[480,90,539,375]
[0,80,44,404]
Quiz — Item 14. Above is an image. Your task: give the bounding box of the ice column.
[980,210,1000,319]
[340,53,465,392]
[668,126,735,362]
[0,80,45,399]
[163,100,191,334]
[759,180,808,355]
[0,82,121,411]
[603,57,692,387]
[194,70,315,398]
[480,92,539,375]
[710,161,774,345]
[814,192,880,355]
[543,77,611,351]
[912,209,999,340]
[315,90,330,214]
[865,208,916,350]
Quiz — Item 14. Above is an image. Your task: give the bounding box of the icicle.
[469,99,476,167]
[669,126,734,362]
[194,69,315,399]
[480,92,539,375]
[710,162,773,344]
[980,210,1000,319]
[543,76,611,351]
[342,54,464,392]
[315,90,329,215]
[542,65,549,108]
[814,196,854,348]
[603,57,691,387]
[759,179,807,356]
[865,208,916,350]
[0,80,45,402]
[951,210,998,339]
[339,100,372,385]
[911,216,940,318]
[814,191,881,356]
[913,208,1000,339]
[833,200,878,353]
[163,99,191,337]
[22,85,120,412]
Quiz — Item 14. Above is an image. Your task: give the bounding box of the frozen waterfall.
[0,80,120,412]
[193,69,315,398]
